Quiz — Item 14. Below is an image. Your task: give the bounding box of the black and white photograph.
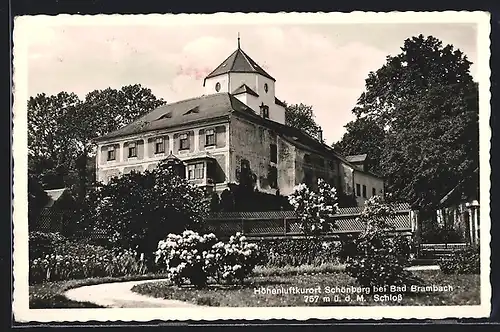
[12,12,491,322]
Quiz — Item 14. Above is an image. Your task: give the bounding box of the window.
[107,146,116,161]
[215,82,221,92]
[155,138,164,154]
[355,183,361,197]
[262,106,269,119]
[205,129,215,146]
[179,133,189,150]
[195,163,204,179]
[269,166,278,188]
[264,83,269,93]
[259,103,269,119]
[372,187,376,197]
[270,144,277,163]
[128,142,137,158]
[187,163,204,180]
[362,185,367,198]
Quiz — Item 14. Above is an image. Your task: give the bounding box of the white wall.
[353,171,385,206]
[229,72,258,93]
[204,74,230,95]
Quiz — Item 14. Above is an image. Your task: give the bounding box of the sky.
[24,15,479,144]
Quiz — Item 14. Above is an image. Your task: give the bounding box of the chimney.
[317,128,323,142]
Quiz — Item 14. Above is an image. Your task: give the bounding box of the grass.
[29,273,168,309]
[131,270,480,307]
[253,263,346,277]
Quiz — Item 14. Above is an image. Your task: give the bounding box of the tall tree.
[68,84,167,201]
[334,117,386,173]
[27,84,167,199]
[349,34,478,210]
[284,103,322,139]
[28,92,82,189]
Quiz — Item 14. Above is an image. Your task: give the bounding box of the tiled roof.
[346,154,368,163]
[232,84,259,97]
[95,93,255,142]
[204,47,275,83]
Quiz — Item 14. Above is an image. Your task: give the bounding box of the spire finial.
[237,32,240,49]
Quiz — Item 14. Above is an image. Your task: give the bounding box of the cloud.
[24,20,479,143]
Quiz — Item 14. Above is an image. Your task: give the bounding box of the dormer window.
[205,129,216,146]
[259,103,269,119]
[107,146,116,161]
[128,142,137,158]
[180,133,189,150]
[155,137,165,154]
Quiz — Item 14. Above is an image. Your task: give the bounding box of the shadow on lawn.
[174,278,293,291]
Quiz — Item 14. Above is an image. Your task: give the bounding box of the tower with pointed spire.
[203,35,286,124]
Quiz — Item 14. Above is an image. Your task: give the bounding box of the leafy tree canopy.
[334,117,386,173]
[79,163,209,254]
[284,102,323,140]
[27,84,166,192]
[337,35,478,210]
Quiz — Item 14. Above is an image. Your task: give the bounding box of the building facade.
[94,42,384,206]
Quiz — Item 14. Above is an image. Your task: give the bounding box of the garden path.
[64,279,199,308]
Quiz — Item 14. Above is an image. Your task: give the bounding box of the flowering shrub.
[288,178,339,235]
[29,240,147,284]
[439,244,480,275]
[155,231,219,288]
[212,233,262,284]
[344,196,412,288]
[257,238,342,267]
[155,231,262,288]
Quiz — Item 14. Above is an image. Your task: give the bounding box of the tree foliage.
[337,35,479,210]
[27,84,166,198]
[28,92,82,189]
[284,103,323,140]
[79,162,209,255]
[334,117,386,173]
[28,175,50,230]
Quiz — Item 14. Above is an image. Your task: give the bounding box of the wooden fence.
[203,204,415,239]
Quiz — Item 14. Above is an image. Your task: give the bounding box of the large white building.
[94,40,384,206]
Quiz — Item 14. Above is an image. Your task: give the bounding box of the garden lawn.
[131,270,480,307]
[29,273,168,309]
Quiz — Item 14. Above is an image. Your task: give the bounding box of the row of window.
[106,129,218,161]
[355,183,381,198]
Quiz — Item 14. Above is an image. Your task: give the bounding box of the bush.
[211,233,263,284]
[344,232,412,287]
[29,232,67,260]
[288,178,339,235]
[155,231,262,288]
[257,238,342,267]
[343,196,412,288]
[439,245,480,274]
[421,226,465,244]
[79,164,209,254]
[29,240,147,284]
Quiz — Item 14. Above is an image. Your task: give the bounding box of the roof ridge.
[203,49,239,86]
